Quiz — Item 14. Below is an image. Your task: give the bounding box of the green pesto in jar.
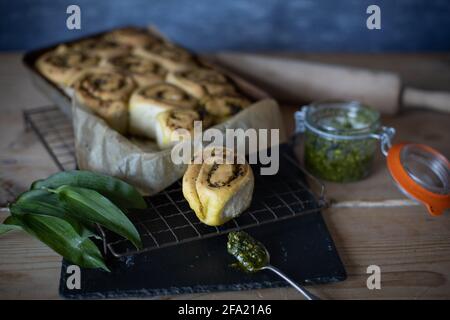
[227,231,268,273]
[303,102,380,183]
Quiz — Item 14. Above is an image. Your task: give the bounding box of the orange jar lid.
[387,143,450,216]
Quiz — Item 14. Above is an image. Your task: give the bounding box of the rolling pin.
[213,53,450,115]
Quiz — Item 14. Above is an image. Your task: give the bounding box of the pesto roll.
[134,42,196,72]
[155,107,212,149]
[72,68,136,134]
[200,94,251,124]
[128,83,198,139]
[166,67,236,99]
[36,48,100,86]
[103,54,167,87]
[182,147,254,226]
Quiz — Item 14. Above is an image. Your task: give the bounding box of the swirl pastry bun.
[135,42,196,72]
[166,68,236,99]
[200,94,251,124]
[129,83,198,139]
[103,54,167,86]
[72,68,136,134]
[65,38,130,58]
[36,48,100,86]
[183,147,254,226]
[155,108,212,149]
[103,27,161,47]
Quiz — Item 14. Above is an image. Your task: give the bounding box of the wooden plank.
[0,210,61,300]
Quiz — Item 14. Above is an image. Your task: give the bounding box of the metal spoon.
[259,245,321,300]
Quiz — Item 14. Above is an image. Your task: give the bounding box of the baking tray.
[22,27,269,117]
[24,106,346,298]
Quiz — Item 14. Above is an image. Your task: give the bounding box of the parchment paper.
[72,98,286,195]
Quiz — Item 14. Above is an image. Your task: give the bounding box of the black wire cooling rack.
[24,106,76,171]
[24,106,326,258]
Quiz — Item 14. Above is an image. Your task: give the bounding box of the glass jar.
[295,100,449,216]
[296,101,393,183]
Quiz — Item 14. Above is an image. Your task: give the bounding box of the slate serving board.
[59,144,346,299]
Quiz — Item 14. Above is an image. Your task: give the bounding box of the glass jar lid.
[387,143,450,216]
[305,101,380,138]
[401,144,449,195]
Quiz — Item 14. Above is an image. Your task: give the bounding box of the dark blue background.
[0,0,449,52]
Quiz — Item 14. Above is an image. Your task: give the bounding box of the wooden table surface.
[0,53,449,300]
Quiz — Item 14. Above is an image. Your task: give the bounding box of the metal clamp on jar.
[295,101,450,216]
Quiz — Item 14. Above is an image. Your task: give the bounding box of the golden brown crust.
[103,54,167,86]
[103,27,161,47]
[72,68,136,134]
[166,68,236,98]
[134,42,197,71]
[36,48,100,85]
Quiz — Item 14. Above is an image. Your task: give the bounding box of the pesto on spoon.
[227,231,321,300]
[227,231,269,272]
